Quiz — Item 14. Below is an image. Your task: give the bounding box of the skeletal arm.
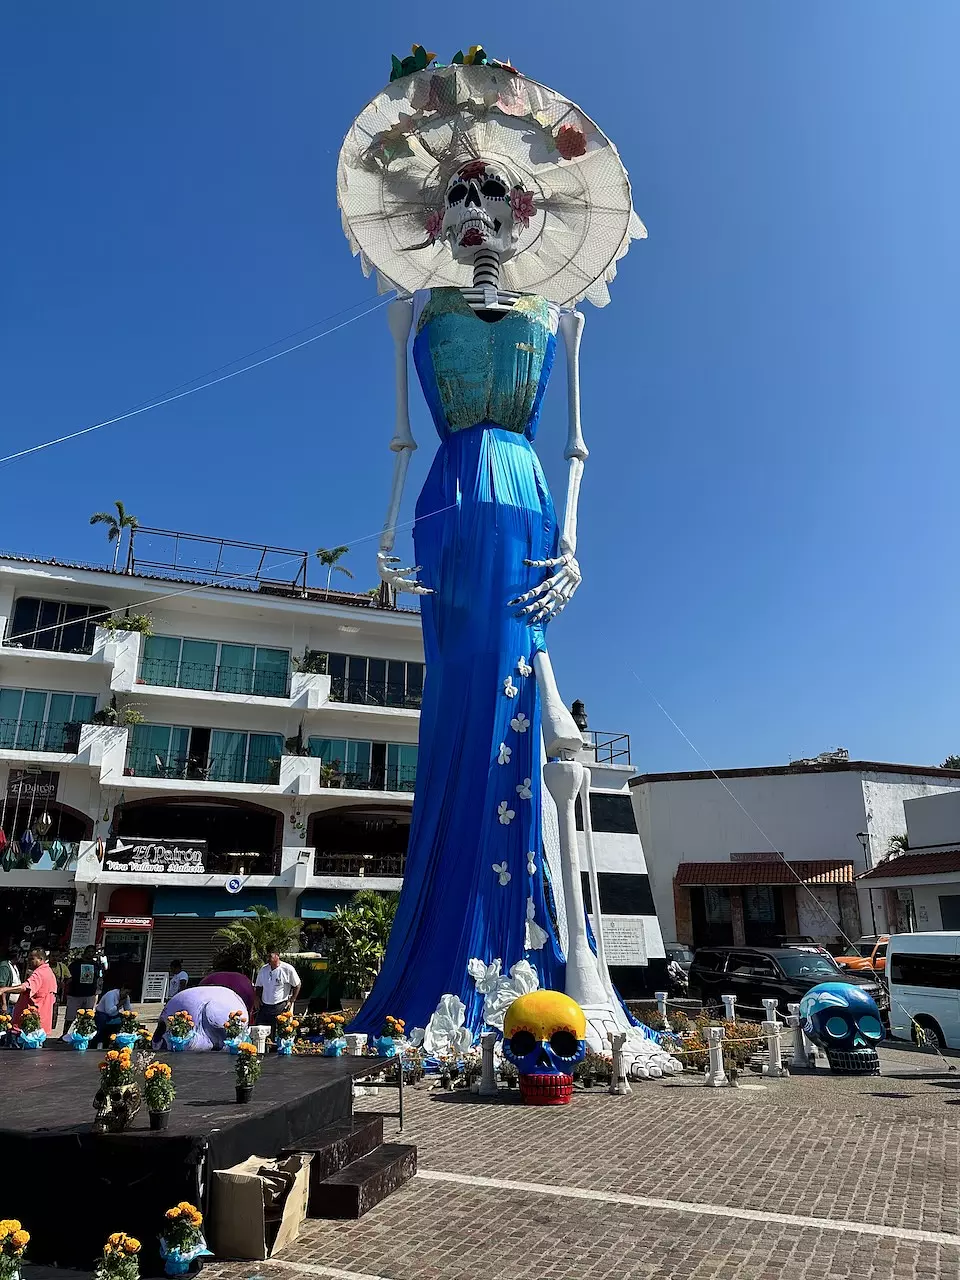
[513,308,585,622]
[377,298,431,595]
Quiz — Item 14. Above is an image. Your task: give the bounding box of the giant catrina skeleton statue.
[339,47,677,1072]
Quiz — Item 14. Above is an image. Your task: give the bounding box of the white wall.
[862,775,960,864]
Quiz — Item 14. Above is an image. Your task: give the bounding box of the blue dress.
[356,290,567,1035]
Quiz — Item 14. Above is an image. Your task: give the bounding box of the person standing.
[253,950,301,1039]
[49,949,71,1030]
[166,959,189,1000]
[0,949,58,1035]
[0,954,20,1016]
[62,945,105,1032]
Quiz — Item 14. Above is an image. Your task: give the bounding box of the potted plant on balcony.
[144,1061,176,1130]
[234,1042,261,1102]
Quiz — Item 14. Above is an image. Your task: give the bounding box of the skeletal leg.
[533,651,583,758]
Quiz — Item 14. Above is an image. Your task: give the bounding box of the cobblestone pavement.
[202,1045,960,1280]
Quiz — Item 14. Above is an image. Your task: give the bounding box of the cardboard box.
[209,1152,312,1260]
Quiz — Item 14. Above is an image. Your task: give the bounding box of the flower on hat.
[510,188,536,228]
[555,125,587,160]
[424,209,444,242]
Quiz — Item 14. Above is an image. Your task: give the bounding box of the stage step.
[281,1115,384,1208]
[314,1142,418,1219]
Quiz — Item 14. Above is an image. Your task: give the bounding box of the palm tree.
[884,833,909,860]
[315,545,354,598]
[211,904,303,977]
[90,500,139,572]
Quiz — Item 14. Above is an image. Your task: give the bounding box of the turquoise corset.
[413,290,558,441]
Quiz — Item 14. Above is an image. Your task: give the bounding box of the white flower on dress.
[524,898,549,951]
[492,861,511,885]
[510,712,530,734]
[516,656,532,678]
[497,742,512,766]
[421,994,474,1056]
[468,957,540,1029]
[497,802,515,826]
[503,676,518,699]
[527,852,537,875]
[516,777,532,800]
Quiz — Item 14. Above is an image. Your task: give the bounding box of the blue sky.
[2,3,958,772]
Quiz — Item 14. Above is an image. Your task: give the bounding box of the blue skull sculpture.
[798,982,884,1075]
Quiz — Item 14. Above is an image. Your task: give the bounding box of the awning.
[858,850,960,881]
[296,890,354,919]
[152,888,278,918]
[675,860,854,887]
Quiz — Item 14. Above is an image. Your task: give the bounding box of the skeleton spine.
[472,249,501,290]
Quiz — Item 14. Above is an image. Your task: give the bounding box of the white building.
[629,752,960,950]
[858,789,960,933]
[0,538,423,997]
[0,539,667,998]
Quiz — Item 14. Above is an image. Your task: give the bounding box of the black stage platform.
[0,1046,385,1275]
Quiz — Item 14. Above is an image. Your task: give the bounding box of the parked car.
[688,945,889,1016]
[834,935,889,974]
[887,931,960,1049]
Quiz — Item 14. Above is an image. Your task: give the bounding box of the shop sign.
[7,769,59,801]
[104,837,206,875]
[102,916,154,929]
[69,910,96,948]
[730,851,783,862]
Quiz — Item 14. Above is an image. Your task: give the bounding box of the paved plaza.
[199,1043,960,1280]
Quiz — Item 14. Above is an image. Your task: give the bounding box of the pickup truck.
[835,935,888,974]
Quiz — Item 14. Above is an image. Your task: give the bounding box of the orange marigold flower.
[11,1229,29,1249]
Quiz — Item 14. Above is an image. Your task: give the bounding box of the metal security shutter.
[150,918,226,981]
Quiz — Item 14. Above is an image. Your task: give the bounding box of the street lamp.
[856,832,877,934]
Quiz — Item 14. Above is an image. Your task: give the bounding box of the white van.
[886,931,960,1050]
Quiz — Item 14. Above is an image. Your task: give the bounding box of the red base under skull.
[518,1072,575,1106]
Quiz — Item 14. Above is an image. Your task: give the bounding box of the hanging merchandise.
[35,811,52,838]
[0,827,6,854]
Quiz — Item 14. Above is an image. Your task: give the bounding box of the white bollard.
[654,990,671,1032]
[721,993,736,1023]
[607,1031,632,1095]
[344,1032,368,1056]
[479,1031,498,1096]
[704,1026,728,1087]
[761,998,779,1025]
[787,1001,818,1068]
[762,1020,785,1077]
[249,1025,269,1054]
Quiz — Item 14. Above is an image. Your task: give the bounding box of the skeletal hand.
[377,551,433,596]
[511,552,581,623]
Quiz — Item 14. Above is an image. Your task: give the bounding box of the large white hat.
[337,51,645,307]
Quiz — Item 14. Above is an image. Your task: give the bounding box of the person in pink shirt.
[0,948,58,1035]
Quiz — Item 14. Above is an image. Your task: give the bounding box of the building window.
[579,872,656,916]
[139,636,290,698]
[0,687,95,751]
[127,724,282,784]
[574,793,638,834]
[307,737,417,792]
[7,597,102,655]
[324,653,423,709]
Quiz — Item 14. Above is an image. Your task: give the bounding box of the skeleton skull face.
[502,989,586,1105]
[799,982,884,1075]
[440,159,526,263]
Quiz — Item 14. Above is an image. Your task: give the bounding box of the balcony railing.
[313,851,406,877]
[582,730,631,766]
[204,848,283,875]
[329,675,421,710]
[125,747,280,786]
[0,840,79,872]
[138,659,290,699]
[317,764,417,794]
[0,720,82,754]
